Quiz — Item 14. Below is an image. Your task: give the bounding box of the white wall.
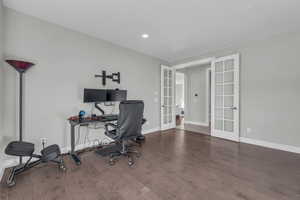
[173,31,300,148]
[3,8,166,151]
[175,83,184,108]
[175,72,184,109]
[178,64,210,125]
[0,0,3,143]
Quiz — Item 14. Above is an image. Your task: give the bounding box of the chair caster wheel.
[128,157,134,166]
[109,159,115,166]
[58,160,66,171]
[136,153,141,158]
[59,164,66,172]
[6,179,16,187]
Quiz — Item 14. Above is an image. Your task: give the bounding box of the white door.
[161,65,176,130]
[211,54,240,141]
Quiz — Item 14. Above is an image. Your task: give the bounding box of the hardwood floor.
[1,129,300,200]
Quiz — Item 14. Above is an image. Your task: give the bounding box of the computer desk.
[68,115,118,165]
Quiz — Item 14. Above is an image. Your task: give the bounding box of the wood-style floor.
[1,129,300,200]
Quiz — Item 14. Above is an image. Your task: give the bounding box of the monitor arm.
[95,70,120,86]
[94,103,105,115]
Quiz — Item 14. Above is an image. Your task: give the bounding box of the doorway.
[161,54,240,142]
[175,72,185,129]
[176,63,212,135]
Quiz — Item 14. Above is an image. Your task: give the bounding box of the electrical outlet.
[246,128,252,134]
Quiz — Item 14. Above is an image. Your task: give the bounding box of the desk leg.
[70,125,81,165]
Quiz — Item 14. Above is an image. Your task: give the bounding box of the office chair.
[104,100,144,166]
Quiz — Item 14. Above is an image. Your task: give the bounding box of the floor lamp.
[5,60,35,164]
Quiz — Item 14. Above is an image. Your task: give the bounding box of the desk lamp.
[5,60,35,164]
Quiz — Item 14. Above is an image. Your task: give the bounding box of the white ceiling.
[4,0,300,63]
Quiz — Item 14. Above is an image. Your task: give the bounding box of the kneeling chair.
[5,141,65,187]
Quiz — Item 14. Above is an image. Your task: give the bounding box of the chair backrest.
[116,100,144,140]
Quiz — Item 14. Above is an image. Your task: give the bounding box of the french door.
[161,65,176,130]
[211,54,240,141]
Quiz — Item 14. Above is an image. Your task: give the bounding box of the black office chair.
[103,100,144,166]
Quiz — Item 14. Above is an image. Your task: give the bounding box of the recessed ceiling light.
[141,34,149,39]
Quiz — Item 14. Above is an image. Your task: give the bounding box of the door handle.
[231,107,237,110]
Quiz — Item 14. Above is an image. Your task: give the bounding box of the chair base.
[96,141,141,166]
[132,135,146,146]
[109,148,141,166]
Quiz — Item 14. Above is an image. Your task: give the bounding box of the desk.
[68,115,118,165]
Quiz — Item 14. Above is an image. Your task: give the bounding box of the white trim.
[142,127,160,135]
[0,158,18,180]
[211,53,240,141]
[185,120,209,127]
[212,131,240,142]
[240,137,300,154]
[173,57,215,69]
[174,57,214,130]
[161,65,176,131]
[61,142,102,154]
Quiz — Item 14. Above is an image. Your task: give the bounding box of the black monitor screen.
[107,90,127,102]
[84,89,107,103]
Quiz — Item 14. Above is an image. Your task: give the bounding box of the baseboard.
[142,127,160,135]
[60,142,102,154]
[185,121,209,127]
[0,158,18,181]
[60,127,161,154]
[0,127,161,179]
[240,137,300,154]
[0,164,5,181]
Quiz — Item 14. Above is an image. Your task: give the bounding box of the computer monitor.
[83,89,107,103]
[106,90,127,102]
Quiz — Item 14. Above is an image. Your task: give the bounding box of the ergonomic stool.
[3,60,65,187]
[5,142,65,187]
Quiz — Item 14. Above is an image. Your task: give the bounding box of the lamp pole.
[5,60,34,165]
[19,72,23,164]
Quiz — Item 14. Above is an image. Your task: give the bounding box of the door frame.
[161,65,176,131]
[173,57,215,128]
[211,54,240,142]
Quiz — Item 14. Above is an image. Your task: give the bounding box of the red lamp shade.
[5,60,35,73]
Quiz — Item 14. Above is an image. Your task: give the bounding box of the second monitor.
[106,89,127,102]
[83,88,127,103]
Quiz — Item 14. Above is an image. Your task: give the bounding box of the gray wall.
[174,32,300,147]
[3,8,166,151]
[175,83,184,108]
[178,64,210,124]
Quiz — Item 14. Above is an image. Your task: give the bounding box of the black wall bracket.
[95,103,105,115]
[95,70,120,86]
